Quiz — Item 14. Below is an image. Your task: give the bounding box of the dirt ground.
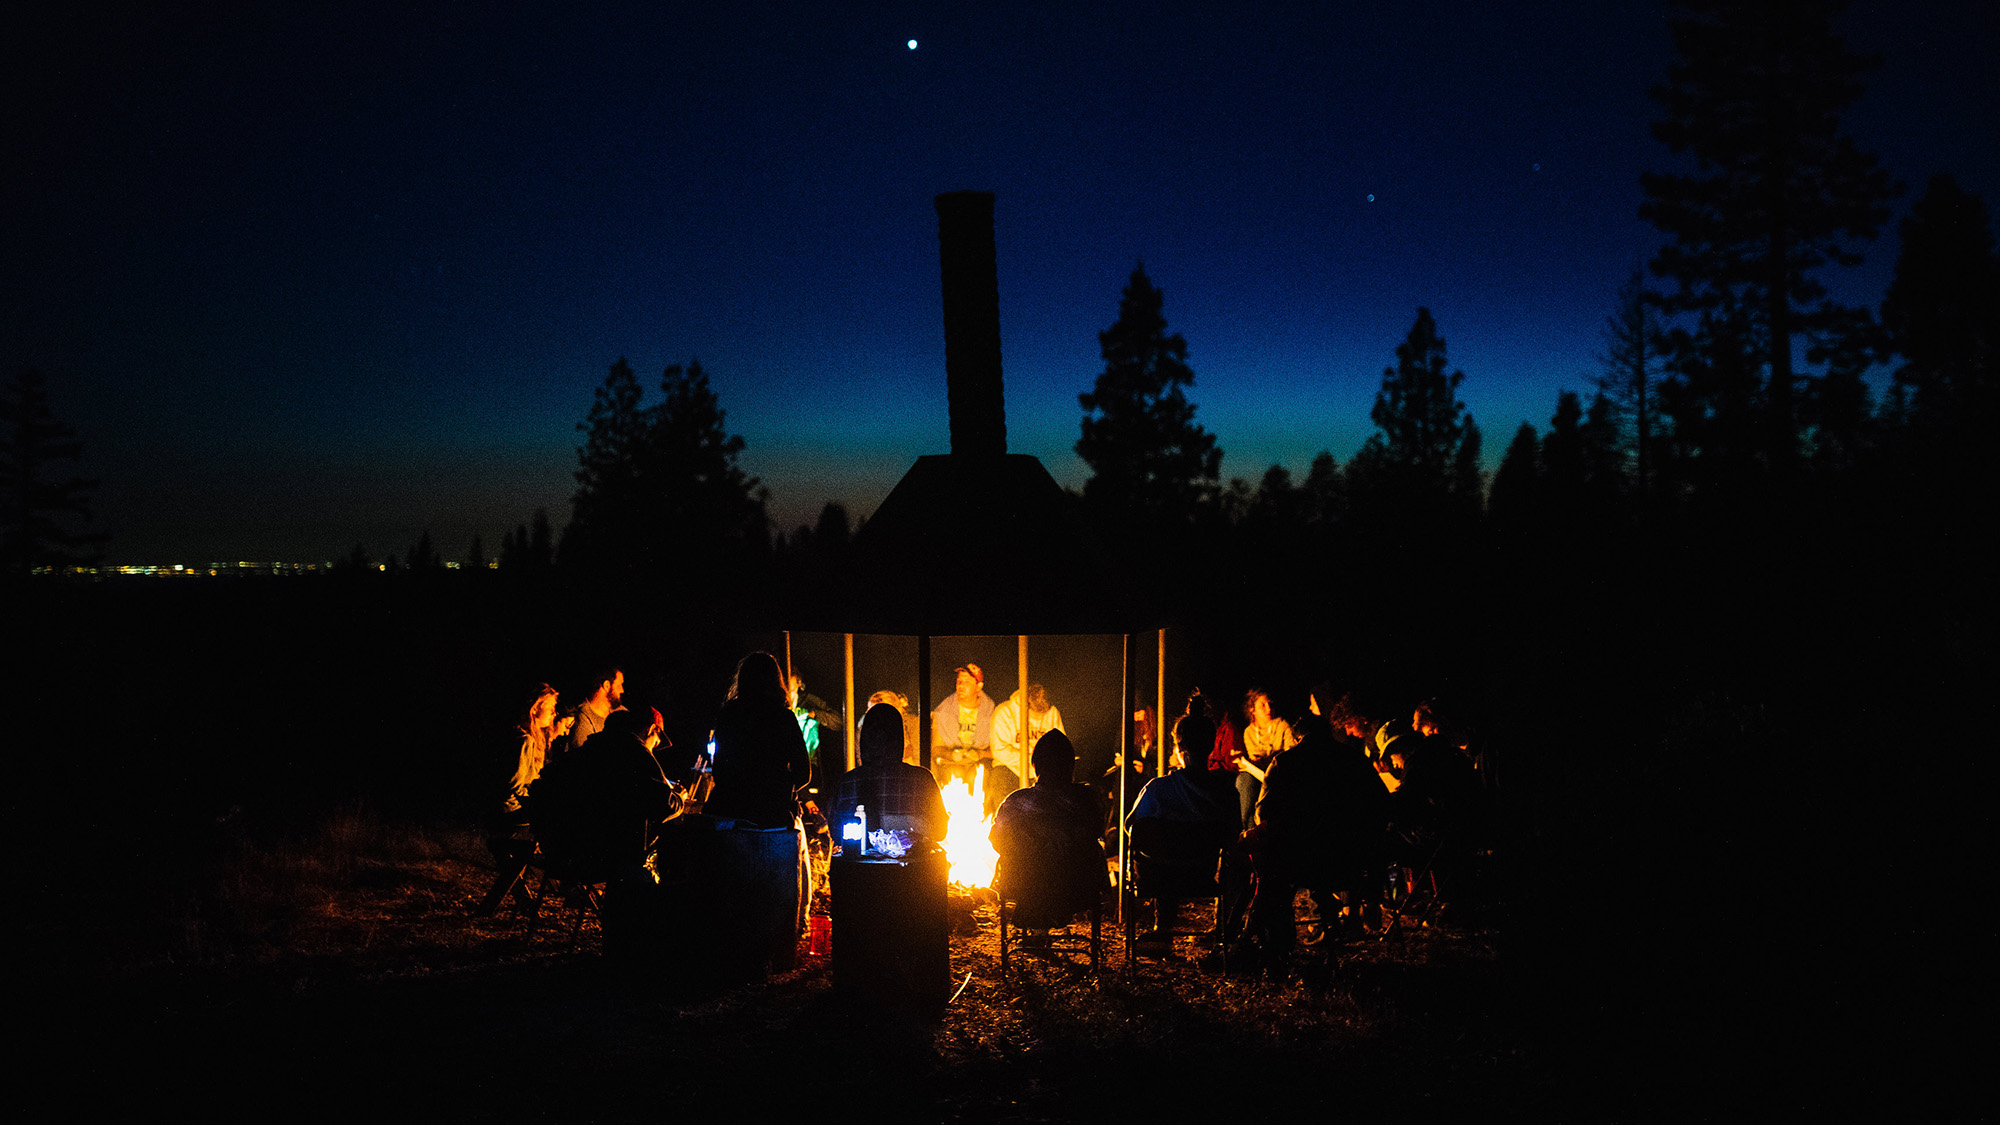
[25,831,1597,1121]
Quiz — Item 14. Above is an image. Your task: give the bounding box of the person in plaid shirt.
[835,702,950,846]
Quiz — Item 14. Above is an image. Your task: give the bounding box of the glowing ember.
[939,771,998,888]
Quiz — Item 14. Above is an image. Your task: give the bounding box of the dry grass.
[40,809,1546,1118]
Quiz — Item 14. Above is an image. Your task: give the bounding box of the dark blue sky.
[6,1,1995,562]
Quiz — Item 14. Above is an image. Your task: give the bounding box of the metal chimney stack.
[935,191,1007,457]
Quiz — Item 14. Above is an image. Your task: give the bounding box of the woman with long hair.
[1234,688,1297,828]
[705,652,812,827]
[479,681,568,915]
[504,682,563,818]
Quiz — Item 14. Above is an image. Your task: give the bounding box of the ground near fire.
[11,557,1977,1117]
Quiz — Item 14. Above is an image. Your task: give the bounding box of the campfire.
[937,770,998,888]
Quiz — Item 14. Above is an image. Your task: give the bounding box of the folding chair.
[476,834,539,917]
[523,851,609,950]
[998,893,1102,974]
[1123,817,1244,967]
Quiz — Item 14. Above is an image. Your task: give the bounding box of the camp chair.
[997,891,1102,974]
[521,848,610,950]
[993,839,1108,974]
[1122,817,1240,968]
[476,834,539,917]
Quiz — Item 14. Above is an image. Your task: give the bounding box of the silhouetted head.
[1031,729,1076,783]
[1324,692,1375,740]
[1172,708,1217,771]
[1413,697,1443,738]
[601,705,643,741]
[602,703,665,750]
[728,652,787,709]
[1292,711,1333,744]
[857,702,905,766]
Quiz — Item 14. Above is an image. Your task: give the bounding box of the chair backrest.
[1129,817,1227,898]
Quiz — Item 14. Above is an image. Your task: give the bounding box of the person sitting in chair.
[834,702,950,848]
[931,663,997,790]
[1245,711,1390,970]
[528,704,686,956]
[1127,704,1242,944]
[530,705,685,880]
[989,730,1110,938]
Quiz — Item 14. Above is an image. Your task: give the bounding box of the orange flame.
[938,770,998,888]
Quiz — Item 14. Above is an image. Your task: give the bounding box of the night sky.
[7,1,1995,564]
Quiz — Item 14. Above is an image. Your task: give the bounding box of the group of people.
[928,662,1066,818]
[483,655,817,942]
[485,656,1485,975]
[1124,684,1488,972]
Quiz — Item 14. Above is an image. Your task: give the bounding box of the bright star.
[907,39,918,50]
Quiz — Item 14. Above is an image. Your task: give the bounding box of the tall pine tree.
[565,358,767,585]
[1,368,106,575]
[1641,0,1898,468]
[1077,266,1221,532]
[1597,268,1662,506]
[1349,308,1485,526]
[1880,174,1999,437]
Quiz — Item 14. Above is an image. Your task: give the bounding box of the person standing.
[707,652,812,828]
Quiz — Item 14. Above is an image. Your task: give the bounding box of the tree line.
[11,0,1987,619]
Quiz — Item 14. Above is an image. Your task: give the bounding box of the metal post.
[844,633,856,772]
[917,634,932,771]
[1118,631,1131,925]
[1156,628,1167,774]
[1017,633,1030,785]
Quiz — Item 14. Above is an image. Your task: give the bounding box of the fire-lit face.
[788,675,803,708]
[609,670,625,705]
[530,693,557,730]
[1251,694,1272,724]
[956,669,980,701]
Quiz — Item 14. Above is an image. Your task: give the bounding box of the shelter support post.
[844,633,856,771]
[917,634,932,771]
[1118,630,1131,925]
[1156,628,1167,774]
[1018,634,1030,784]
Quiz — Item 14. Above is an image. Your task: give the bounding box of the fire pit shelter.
[778,192,1180,887]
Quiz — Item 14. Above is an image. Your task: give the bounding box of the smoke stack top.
[935,191,1007,457]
